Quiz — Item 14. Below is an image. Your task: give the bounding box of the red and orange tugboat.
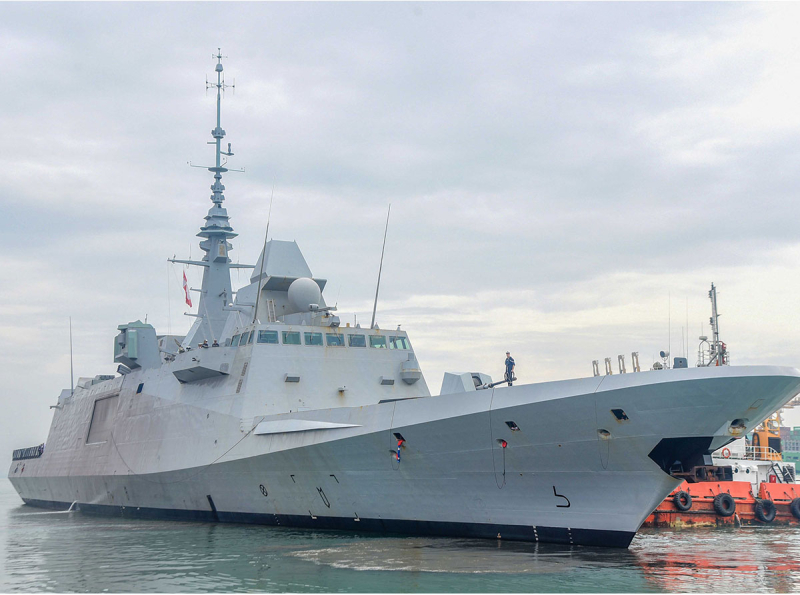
[644,413,800,527]
[642,284,800,527]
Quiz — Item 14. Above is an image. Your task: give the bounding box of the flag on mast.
[183,270,192,307]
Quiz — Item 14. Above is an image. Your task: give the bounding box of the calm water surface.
[1,481,799,592]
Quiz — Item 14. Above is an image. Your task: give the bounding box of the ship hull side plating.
[9,366,800,548]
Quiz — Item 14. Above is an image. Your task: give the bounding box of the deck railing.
[12,444,44,461]
[722,445,781,461]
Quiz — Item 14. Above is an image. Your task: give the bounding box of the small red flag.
[183,270,192,307]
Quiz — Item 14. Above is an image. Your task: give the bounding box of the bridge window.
[231,334,240,347]
[282,331,301,345]
[326,333,346,347]
[247,330,255,344]
[257,330,279,344]
[389,336,410,350]
[348,334,366,347]
[304,332,323,346]
[369,336,387,349]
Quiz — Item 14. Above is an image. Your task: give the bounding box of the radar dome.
[288,277,321,312]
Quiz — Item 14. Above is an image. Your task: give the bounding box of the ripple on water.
[2,482,800,592]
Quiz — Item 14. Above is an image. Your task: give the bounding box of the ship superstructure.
[9,54,800,548]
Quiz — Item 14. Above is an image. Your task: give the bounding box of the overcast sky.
[3,2,800,468]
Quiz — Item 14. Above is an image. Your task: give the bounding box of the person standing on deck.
[505,351,515,386]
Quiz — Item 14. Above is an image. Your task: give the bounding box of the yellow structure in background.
[752,413,783,461]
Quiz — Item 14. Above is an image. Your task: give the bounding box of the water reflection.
[2,482,800,592]
[633,528,800,593]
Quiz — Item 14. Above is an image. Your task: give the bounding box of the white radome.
[288,277,321,312]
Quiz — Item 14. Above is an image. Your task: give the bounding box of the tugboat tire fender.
[755,499,776,523]
[790,498,800,520]
[673,490,692,511]
[713,493,736,517]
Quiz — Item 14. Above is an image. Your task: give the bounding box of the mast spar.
[169,50,253,345]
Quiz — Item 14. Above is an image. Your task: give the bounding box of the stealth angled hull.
[11,365,800,547]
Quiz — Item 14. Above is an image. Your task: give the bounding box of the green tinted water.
[1,481,799,592]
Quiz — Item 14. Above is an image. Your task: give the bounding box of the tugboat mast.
[169,50,252,345]
[697,282,728,367]
[709,282,722,365]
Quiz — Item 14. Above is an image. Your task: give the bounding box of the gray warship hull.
[11,364,800,548]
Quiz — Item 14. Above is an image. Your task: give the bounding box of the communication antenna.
[668,292,671,365]
[370,204,391,329]
[685,297,689,359]
[166,262,172,335]
[187,49,244,176]
[252,184,275,324]
[681,327,684,358]
[69,317,74,396]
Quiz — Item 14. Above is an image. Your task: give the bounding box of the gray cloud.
[3,2,800,465]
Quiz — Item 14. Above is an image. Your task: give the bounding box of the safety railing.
[12,444,44,461]
[722,445,781,461]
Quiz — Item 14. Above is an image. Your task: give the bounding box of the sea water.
[1,480,799,593]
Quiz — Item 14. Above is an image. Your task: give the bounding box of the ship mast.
[709,283,720,364]
[170,50,252,344]
[697,282,727,366]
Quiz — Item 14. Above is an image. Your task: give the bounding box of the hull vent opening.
[610,409,629,421]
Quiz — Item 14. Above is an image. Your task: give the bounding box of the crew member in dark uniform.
[505,351,515,386]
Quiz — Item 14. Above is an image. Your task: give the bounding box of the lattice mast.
[697,282,728,366]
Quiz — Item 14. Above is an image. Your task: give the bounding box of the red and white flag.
[183,270,192,307]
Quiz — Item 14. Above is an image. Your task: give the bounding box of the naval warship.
[9,53,800,548]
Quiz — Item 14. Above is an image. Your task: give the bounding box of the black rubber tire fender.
[790,498,800,520]
[673,490,693,512]
[713,493,736,517]
[755,499,777,523]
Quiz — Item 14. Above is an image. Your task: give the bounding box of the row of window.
[227,330,411,350]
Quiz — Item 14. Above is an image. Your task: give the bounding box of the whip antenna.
[252,184,275,324]
[69,317,74,396]
[370,204,391,329]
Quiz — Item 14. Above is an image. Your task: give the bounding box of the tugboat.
[8,53,800,548]
[644,286,800,527]
[644,412,800,527]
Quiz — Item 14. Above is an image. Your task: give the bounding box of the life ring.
[673,490,693,512]
[755,499,776,523]
[713,493,736,517]
[721,447,731,459]
[790,498,800,520]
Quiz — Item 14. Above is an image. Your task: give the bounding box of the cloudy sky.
[3,2,800,467]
